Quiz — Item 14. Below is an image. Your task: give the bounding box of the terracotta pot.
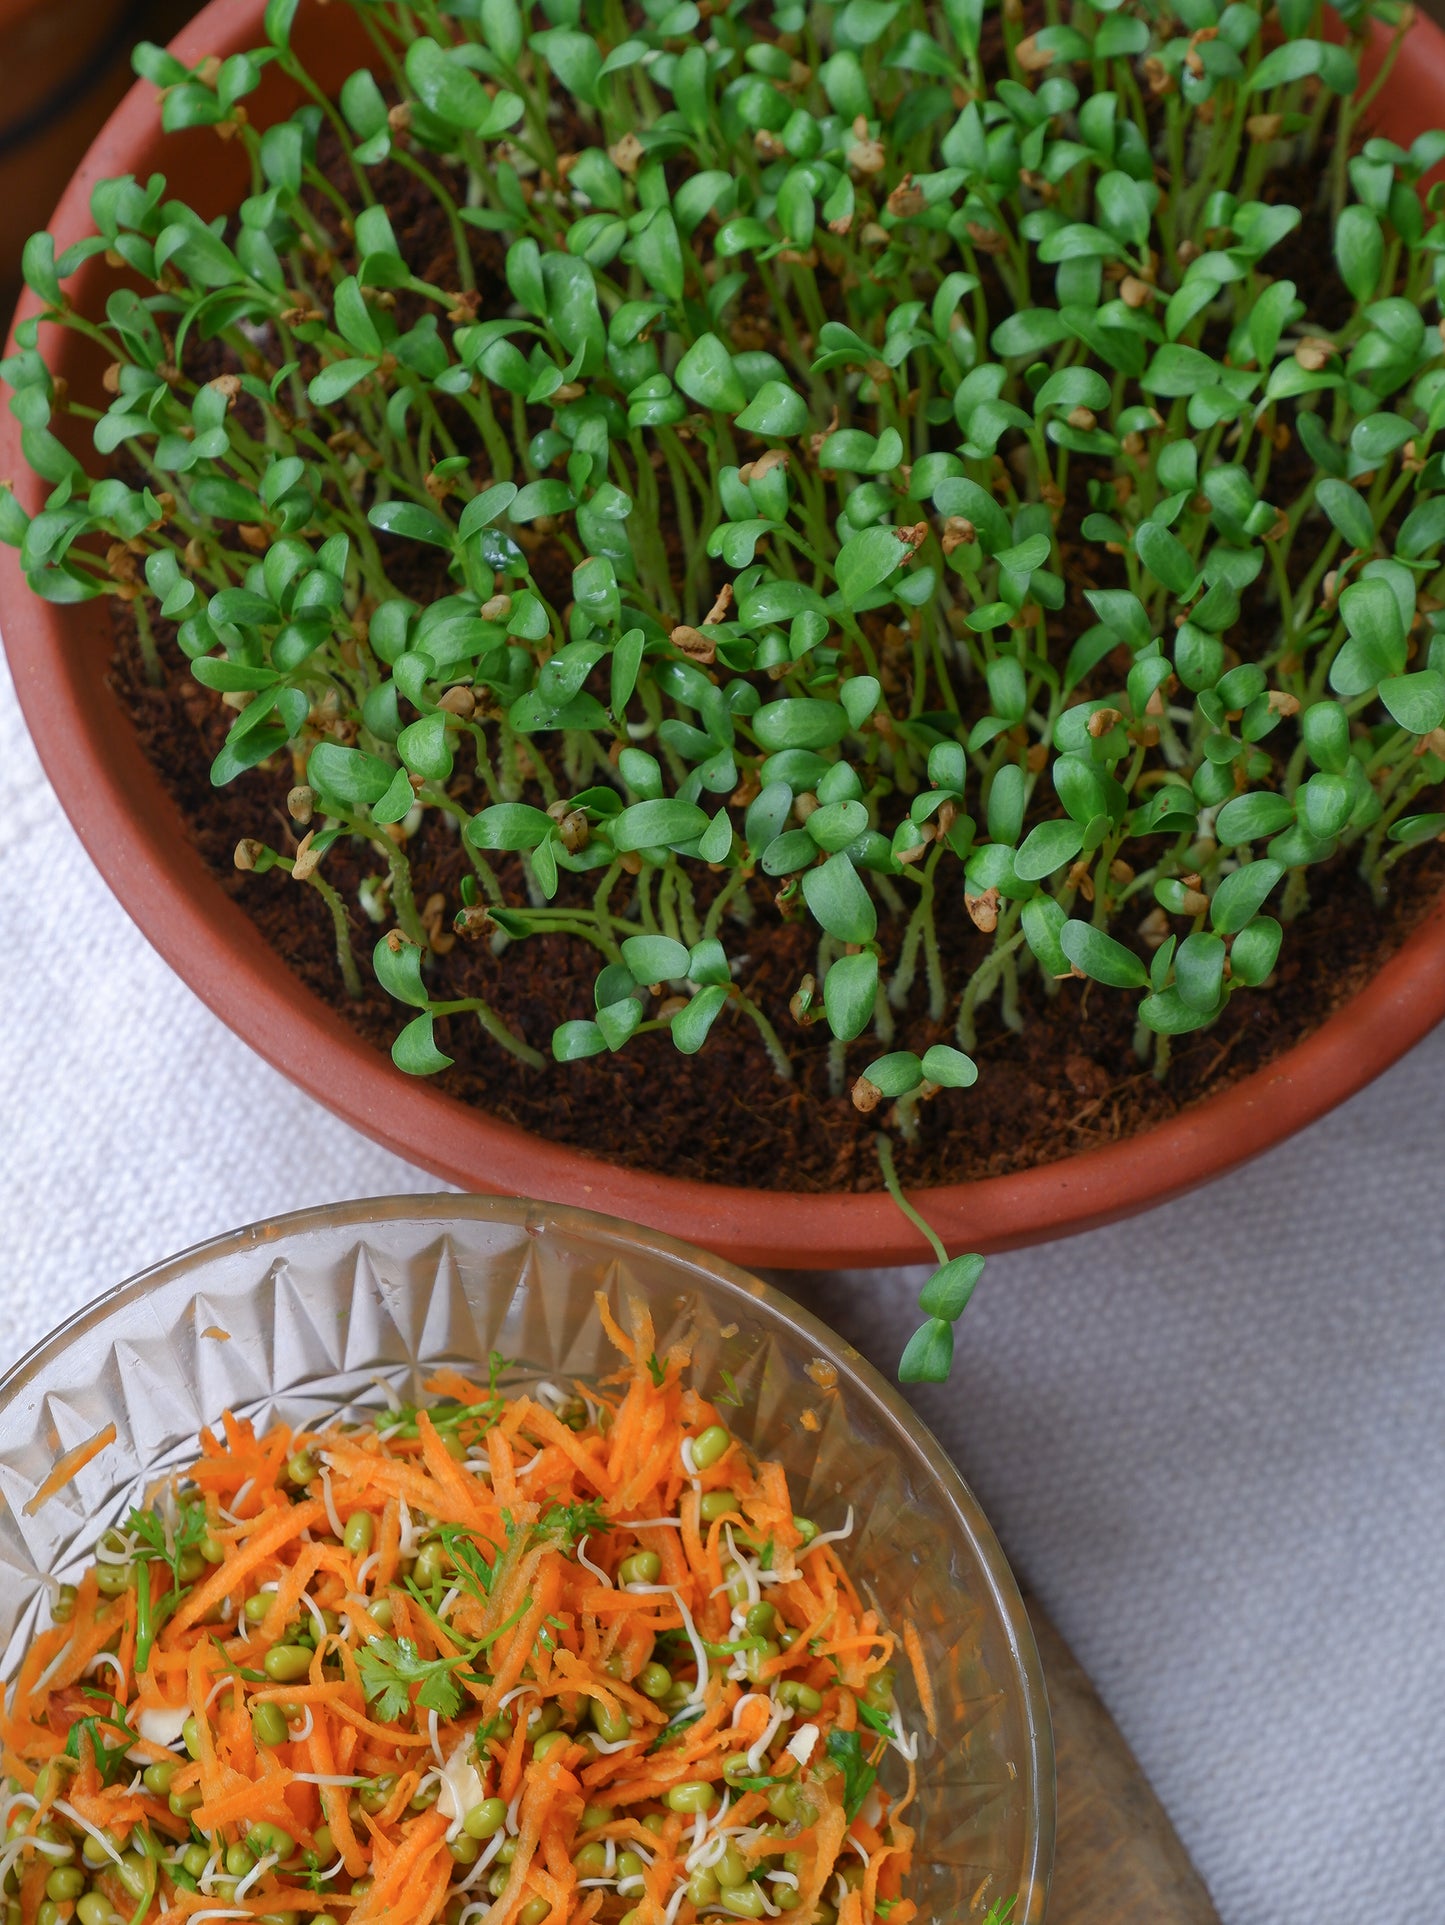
[6,0,1445,1270]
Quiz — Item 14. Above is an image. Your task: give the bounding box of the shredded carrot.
[0,1309,927,1924]
[593,1288,638,1364]
[170,1495,328,1633]
[352,1804,450,1919]
[902,1618,938,1739]
[22,1423,117,1515]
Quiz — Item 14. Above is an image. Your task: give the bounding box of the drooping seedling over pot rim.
[5,0,1445,1374]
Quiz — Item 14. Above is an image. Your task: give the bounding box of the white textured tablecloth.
[2,637,1442,1925]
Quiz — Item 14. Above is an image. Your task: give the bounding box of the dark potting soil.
[110,601,1445,1193]
[100,44,1445,1196]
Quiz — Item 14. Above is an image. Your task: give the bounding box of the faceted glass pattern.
[0,1198,1052,1921]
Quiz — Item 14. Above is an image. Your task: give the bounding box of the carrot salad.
[1,1298,920,1925]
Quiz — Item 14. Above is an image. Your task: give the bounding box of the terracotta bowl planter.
[6,0,1445,1270]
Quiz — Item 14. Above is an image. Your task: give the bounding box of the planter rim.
[6,0,1445,1270]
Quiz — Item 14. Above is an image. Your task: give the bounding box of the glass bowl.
[0,1197,1052,1921]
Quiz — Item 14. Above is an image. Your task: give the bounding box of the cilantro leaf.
[125,1492,212,1673]
[209,1634,268,1684]
[716,1369,745,1409]
[431,1521,503,1603]
[648,1706,704,1752]
[415,1667,465,1718]
[825,1727,878,1823]
[856,1700,895,1737]
[65,1711,136,1786]
[125,1494,208,1592]
[356,1635,465,1724]
[375,1358,511,1440]
[540,1497,609,1551]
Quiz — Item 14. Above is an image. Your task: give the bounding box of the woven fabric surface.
[2,640,1441,1924]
